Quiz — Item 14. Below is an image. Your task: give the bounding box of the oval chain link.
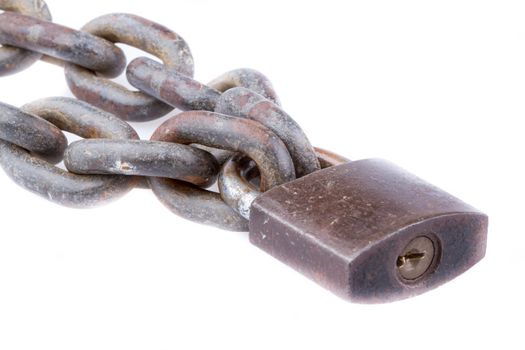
[0,8,126,77]
[0,98,139,207]
[64,13,194,122]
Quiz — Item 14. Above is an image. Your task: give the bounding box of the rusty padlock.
[220,156,488,303]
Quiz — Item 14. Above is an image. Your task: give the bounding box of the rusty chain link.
[64,13,194,122]
[0,97,139,207]
[0,0,52,76]
[0,0,349,230]
[0,11,126,77]
[127,58,281,112]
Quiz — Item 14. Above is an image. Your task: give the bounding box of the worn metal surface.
[0,101,66,163]
[65,13,194,122]
[148,110,294,231]
[218,148,348,218]
[215,86,266,117]
[250,159,488,303]
[0,12,125,77]
[21,97,139,139]
[151,111,295,190]
[150,178,249,232]
[218,155,259,219]
[0,97,139,207]
[65,139,219,188]
[126,60,285,171]
[192,144,233,165]
[216,87,320,177]
[127,57,221,111]
[0,0,51,76]
[208,68,281,106]
[127,58,281,112]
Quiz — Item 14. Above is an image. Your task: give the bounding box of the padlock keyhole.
[396,251,425,268]
[397,236,436,281]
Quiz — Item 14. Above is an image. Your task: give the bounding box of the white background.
[1,0,523,349]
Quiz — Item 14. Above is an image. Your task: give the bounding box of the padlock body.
[249,159,488,303]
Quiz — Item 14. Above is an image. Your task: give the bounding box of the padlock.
[248,158,488,303]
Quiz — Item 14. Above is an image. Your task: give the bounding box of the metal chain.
[0,0,348,231]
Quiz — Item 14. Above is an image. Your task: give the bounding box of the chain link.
[127,58,281,112]
[0,0,52,76]
[0,0,348,230]
[0,11,126,76]
[0,97,139,207]
[64,13,194,122]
